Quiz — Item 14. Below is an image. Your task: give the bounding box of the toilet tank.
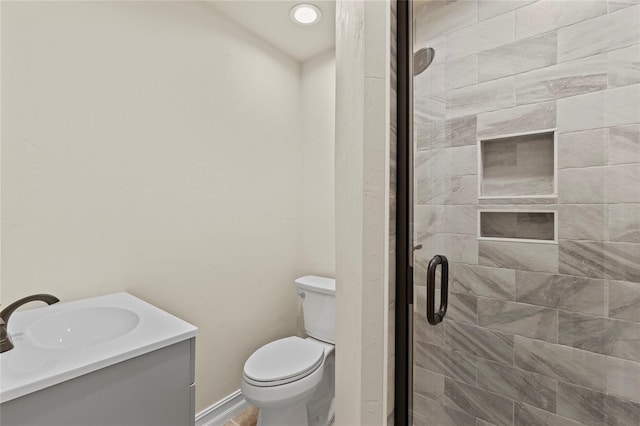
[295,276,335,344]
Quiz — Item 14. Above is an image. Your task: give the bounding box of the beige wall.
[1,0,334,412]
[335,0,392,424]
[301,51,336,278]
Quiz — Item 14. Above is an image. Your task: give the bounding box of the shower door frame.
[394,0,413,425]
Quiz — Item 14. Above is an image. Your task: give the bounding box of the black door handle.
[426,255,448,325]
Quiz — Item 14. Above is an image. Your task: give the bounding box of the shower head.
[414,47,435,76]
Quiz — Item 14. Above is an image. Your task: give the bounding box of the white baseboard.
[195,390,249,426]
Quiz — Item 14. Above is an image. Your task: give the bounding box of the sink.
[23,307,140,349]
[1,292,197,404]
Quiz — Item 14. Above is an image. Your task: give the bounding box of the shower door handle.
[426,255,448,326]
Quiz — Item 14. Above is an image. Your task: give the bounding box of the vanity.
[0,293,197,426]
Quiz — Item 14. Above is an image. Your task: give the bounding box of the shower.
[413,47,435,76]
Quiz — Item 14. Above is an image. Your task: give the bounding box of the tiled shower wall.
[412,1,640,425]
[389,1,398,424]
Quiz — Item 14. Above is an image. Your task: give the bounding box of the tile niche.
[479,211,557,243]
[479,130,557,199]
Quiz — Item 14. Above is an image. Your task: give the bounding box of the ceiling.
[205,0,336,63]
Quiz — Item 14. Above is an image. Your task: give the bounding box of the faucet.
[1,294,60,353]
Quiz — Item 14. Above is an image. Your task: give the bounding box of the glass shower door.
[410,1,640,425]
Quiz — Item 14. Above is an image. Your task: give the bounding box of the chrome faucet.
[1,294,60,353]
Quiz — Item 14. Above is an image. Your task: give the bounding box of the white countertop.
[0,292,197,403]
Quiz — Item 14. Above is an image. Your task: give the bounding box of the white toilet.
[241,276,335,426]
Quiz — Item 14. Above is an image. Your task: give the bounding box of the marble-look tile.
[444,378,514,426]
[446,77,515,118]
[476,419,496,426]
[446,12,515,60]
[609,124,640,165]
[448,292,478,324]
[476,359,556,412]
[414,205,443,233]
[604,317,640,362]
[479,197,560,206]
[558,129,609,169]
[415,0,477,44]
[416,119,445,150]
[607,356,640,403]
[415,146,476,179]
[516,271,606,316]
[417,175,478,205]
[415,149,448,178]
[445,114,477,147]
[478,298,558,342]
[479,240,559,273]
[516,54,607,105]
[609,280,640,322]
[446,320,515,365]
[481,136,555,197]
[558,311,606,353]
[516,0,607,40]
[559,240,606,279]
[608,204,640,243]
[609,0,640,12]
[415,340,477,385]
[478,1,536,22]
[416,177,445,205]
[514,402,583,426]
[414,366,445,401]
[605,164,640,203]
[480,211,555,241]
[416,232,478,265]
[416,175,478,205]
[514,336,607,390]
[608,44,640,88]
[604,393,640,426]
[450,263,516,301]
[516,212,555,240]
[478,32,557,83]
[413,392,475,426]
[558,205,606,241]
[558,5,640,62]
[443,205,477,235]
[415,310,446,347]
[557,382,606,426]
[604,242,640,282]
[558,167,605,204]
[557,84,640,133]
[448,175,478,205]
[416,93,446,123]
[450,145,478,176]
[446,55,478,91]
[416,62,446,99]
[478,211,514,239]
[477,101,556,139]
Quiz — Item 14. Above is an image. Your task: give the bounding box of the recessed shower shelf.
[478,130,557,199]
[478,210,557,244]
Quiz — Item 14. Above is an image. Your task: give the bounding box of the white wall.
[1,0,336,412]
[335,0,391,424]
[301,51,336,278]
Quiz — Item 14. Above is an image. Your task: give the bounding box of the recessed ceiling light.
[290,4,322,25]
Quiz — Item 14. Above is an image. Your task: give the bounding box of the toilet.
[241,276,335,426]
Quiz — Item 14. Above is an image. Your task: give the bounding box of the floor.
[224,406,259,426]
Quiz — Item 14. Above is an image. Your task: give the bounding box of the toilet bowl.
[240,276,335,426]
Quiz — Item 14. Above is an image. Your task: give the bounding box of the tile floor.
[224,406,259,426]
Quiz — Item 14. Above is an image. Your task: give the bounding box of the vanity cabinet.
[0,338,195,426]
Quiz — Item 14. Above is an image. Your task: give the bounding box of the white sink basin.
[24,307,140,349]
[1,292,197,404]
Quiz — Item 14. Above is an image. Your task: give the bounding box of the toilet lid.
[243,336,324,384]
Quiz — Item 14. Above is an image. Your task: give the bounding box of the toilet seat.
[243,336,324,387]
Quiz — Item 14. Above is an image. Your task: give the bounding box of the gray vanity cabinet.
[0,338,195,426]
